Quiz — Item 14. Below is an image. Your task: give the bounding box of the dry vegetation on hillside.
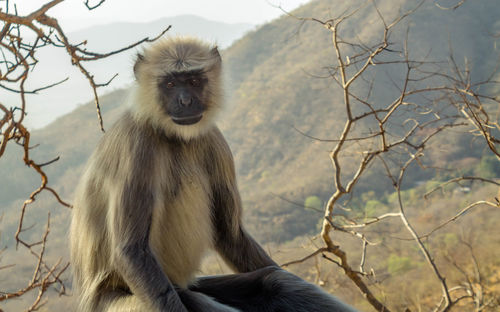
[1,0,499,311]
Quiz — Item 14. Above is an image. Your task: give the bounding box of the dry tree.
[0,1,169,310]
[281,0,499,311]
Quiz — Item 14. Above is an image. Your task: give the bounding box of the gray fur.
[70,37,357,312]
[191,267,358,312]
[177,289,241,312]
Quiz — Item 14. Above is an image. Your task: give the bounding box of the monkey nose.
[179,94,193,107]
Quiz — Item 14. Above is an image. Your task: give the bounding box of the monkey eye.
[166,81,175,88]
[189,78,201,87]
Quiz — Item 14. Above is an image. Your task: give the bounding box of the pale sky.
[7,0,309,129]
[18,0,308,31]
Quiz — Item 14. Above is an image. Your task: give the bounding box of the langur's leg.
[98,288,241,312]
[98,290,150,312]
[190,266,358,312]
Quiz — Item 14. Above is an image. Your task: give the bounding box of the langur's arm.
[108,150,187,312]
[212,183,278,272]
[209,130,278,272]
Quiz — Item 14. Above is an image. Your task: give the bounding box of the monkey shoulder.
[197,127,236,183]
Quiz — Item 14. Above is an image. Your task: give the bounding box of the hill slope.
[2,1,500,310]
[1,0,499,246]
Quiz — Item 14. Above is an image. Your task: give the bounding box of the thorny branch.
[281,1,500,311]
[0,214,70,311]
[424,176,500,199]
[435,0,467,11]
[0,0,169,309]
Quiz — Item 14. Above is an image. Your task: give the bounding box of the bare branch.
[435,0,467,10]
[0,0,169,308]
[424,176,500,199]
[84,0,106,10]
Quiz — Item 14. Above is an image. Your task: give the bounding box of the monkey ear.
[211,46,222,66]
[133,53,145,80]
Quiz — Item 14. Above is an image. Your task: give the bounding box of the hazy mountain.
[3,2,500,310]
[1,0,499,251]
[2,15,253,129]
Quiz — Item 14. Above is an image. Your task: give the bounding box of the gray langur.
[70,36,357,312]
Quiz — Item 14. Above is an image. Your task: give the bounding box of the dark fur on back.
[191,267,358,312]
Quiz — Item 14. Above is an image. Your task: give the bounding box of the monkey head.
[131,37,223,140]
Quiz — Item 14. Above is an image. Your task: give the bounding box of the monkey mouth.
[170,113,203,125]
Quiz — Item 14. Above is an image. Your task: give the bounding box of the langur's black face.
[158,70,208,125]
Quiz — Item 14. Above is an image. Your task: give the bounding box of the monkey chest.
[148,164,214,288]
